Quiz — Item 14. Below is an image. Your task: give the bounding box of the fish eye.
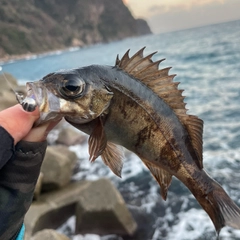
[59,77,85,99]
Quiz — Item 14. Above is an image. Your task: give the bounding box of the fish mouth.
[25,82,62,125]
[26,82,44,110]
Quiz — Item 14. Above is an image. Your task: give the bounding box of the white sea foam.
[166,209,213,240]
[73,234,101,240]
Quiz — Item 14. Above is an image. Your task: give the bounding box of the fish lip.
[26,81,63,125]
[25,82,42,107]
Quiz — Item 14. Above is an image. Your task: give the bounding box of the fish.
[23,48,240,235]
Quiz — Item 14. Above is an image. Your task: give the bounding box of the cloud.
[148,0,240,33]
[126,0,239,33]
[126,0,227,19]
[148,4,188,16]
[147,0,226,17]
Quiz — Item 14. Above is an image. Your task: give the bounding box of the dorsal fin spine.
[119,49,130,68]
[115,54,120,66]
[134,59,165,78]
[141,67,172,81]
[127,51,157,73]
[126,47,146,66]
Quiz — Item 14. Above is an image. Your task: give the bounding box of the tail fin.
[199,180,240,234]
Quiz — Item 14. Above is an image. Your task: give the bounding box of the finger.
[0,104,40,144]
[23,119,62,142]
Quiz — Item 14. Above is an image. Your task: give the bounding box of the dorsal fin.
[115,48,203,169]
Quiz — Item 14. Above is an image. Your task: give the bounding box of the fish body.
[68,65,197,174]
[25,48,240,234]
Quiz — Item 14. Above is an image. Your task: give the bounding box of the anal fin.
[142,159,172,200]
[101,142,124,178]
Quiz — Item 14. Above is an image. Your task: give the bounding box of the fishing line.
[0,66,24,104]
[0,66,37,112]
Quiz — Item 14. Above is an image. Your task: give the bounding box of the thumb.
[0,104,40,144]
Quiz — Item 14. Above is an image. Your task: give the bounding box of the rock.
[0,73,26,111]
[56,127,87,146]
[71,38,84,47]
[25,179,137,238]
[33,172,44,201]
[0,90,18,111]
[25,181,92,237]
[75,178,137,236]
[30,229,70,240]
[0,1,152,59]
[0,73,18,91]
[41,145,77,191]
[136,18,152,35]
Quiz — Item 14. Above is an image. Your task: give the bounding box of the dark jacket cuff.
[0,139,47,240]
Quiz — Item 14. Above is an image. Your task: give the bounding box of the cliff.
[0,0,152,59]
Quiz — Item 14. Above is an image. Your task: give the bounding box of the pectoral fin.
[141,158,172,200]
[88,117,107,162]
[101,142,124,178]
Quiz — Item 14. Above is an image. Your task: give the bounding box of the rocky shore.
[0,46,84,65]
[0,73,137,240]
[0,0,151,61]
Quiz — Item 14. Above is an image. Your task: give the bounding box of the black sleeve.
[0,126,47,240]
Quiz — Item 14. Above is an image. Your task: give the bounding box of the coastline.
[0,46,82,65]
[0,53,34,64]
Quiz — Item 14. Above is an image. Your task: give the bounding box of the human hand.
[0,104,61,239]
[0,104,60,144]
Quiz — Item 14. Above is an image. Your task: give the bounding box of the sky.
[123,0,240,33]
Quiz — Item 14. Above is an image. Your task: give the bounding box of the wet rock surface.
[56,127,87,146]
[25,181,91,237]
[41,145,77,191]
[25,180,136,239]
[75,178,137,236]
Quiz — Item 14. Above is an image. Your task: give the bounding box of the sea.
[1,19,240,240]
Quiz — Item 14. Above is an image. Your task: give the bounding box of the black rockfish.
[23,48,240,235]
